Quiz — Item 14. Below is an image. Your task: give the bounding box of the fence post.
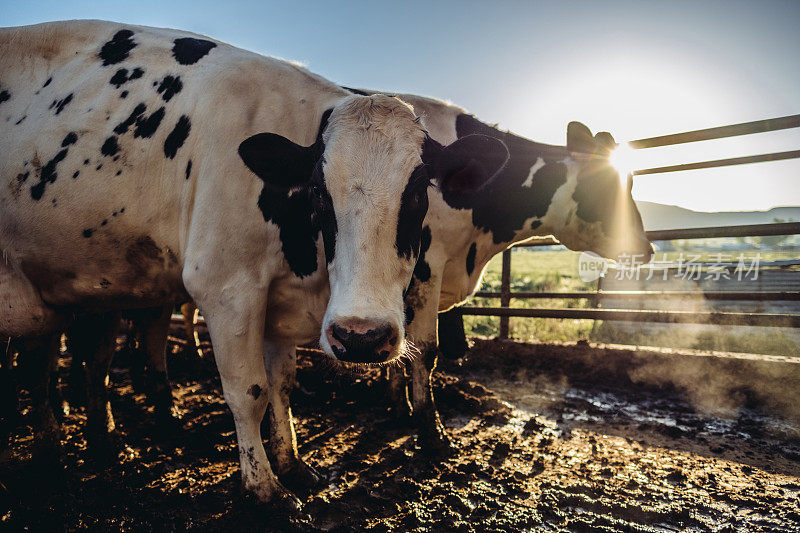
[498,248,512,339]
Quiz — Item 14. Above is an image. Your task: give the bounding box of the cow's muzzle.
[326,318,398,364]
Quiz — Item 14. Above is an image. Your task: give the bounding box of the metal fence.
[456,114,800,339]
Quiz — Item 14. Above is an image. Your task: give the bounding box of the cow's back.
[0,20,343,309]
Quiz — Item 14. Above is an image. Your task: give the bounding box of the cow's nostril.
[328,320,396,363]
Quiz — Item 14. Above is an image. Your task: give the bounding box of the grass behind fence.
[461,248,800,357]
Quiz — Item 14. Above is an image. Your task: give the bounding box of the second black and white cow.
[0,20,506,506]
[348,90,653,452]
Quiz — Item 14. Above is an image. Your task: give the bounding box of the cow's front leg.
[199,300,300,510]
[68,312,122,459]
[410,343,454,455]
[405,271,454,455]
[262,341,321,493]
[386,363,411,416]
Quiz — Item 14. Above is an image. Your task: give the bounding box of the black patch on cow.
[99,29,137,66]
[184,160,192,179]
[133,107,165,138]
[454,113,568,244]
[247,384,262,399]
[16,172,29,184]
[310,168,337,264]
[114,103,146,135]
[30,146,70,201]
[466,242,477,276]
[239,109,333,277]
[96,164,103,170]
[163,115,191,159]
[126,236,161,276]
[413,225,432,282]
[260,186,319,277]
[61,132,78,147]
[110,69,129,87]
[42,77,52,88]
[84,159,90,165]
[0,89,9,104]
[82,228,94,238]
[395,164,430,260]
[50,93,73,115]
[15,115,26,125]
[72,171,79,179]
[115,170,122,176]
[404,305,415,326]
[156,75,183,102]
[101,136,120,156]
[572,166,619,234]
[120,91,129,99]
[341,86,369,96]
[109,67,143,89]
[172,38,217,65]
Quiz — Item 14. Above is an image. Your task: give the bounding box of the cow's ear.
[567,121,595,154]
[594,131,616,156]
[427,134,508,202]
[238,133,319,189]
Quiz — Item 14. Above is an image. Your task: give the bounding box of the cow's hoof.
[86,430,123,464]
[153,405,183,435]
[31,435,64,466]
[418,429,457,458]
[244,483,303,515]
[279,459,324,495]
[66,387,87,408]
[270,485,303,515]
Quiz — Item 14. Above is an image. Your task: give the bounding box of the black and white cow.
[346,90,653,452]
[61,94,654,486]
[106,90,653,477]
[0,20,506,506]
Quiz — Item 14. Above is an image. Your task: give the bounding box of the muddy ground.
[2,331,800,532]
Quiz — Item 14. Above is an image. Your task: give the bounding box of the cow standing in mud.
[63,93,653,474]
[0,20,505,507]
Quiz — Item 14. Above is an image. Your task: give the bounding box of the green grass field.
[461,247,800,356]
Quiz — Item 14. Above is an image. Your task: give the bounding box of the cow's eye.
[311,183,321,196]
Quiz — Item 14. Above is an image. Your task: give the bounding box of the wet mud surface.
[2,333,800,531]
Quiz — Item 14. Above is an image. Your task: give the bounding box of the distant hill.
[635,201,800,231]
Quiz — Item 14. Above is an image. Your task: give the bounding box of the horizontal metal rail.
[457,307,800,328]
[633,150,800,176]
[628,114,800,149]
[473,291,800,301]
[516,222,800,247]
[645,222,800,241]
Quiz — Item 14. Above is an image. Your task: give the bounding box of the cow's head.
[239,94,507,364]
[543,122,652,263]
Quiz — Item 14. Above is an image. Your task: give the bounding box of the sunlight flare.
[609,142,637,182]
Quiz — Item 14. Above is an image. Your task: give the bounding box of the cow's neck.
[455,114,573,260]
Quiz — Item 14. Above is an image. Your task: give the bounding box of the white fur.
[521,157,546,188]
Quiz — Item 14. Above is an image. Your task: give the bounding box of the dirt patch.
[2,333,799,531]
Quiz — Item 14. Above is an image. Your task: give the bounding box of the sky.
[2,0,798,212]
